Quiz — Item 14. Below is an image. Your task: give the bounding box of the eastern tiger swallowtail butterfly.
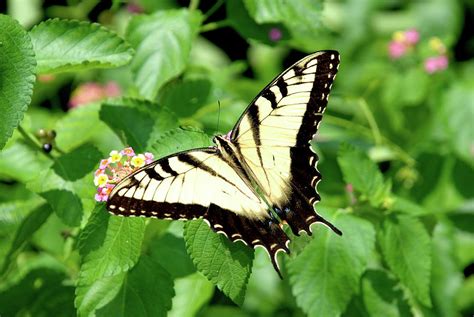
[107,50,342,277]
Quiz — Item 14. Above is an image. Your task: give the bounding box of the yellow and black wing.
[231,50,342,236]
[106,148,290,273]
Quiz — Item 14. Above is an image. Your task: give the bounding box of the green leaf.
[361,269,411,317]
[0,142,50,183]
[149,233,195,278]
[227,0,289,44]
[243,0,323,37]
[379,215,432,306]
[168,273,214,317]
[288,210,376,317]
[151,127,212,158]
[54,103,122,153]
[40,189,83,227]
[441,83,474,165]
[2,204,52,272]
[97,256,174,317]
[338,144,391,207]
[159,78,212,118]
[75,205,146,316]
[184,219,253,306]
[53,144,103,181]
[0,14,36,149]
[0,256,75,317]
[126,9,202,99]
[30,18,134,74]
[431,222,463,317]
[100,98,178,153]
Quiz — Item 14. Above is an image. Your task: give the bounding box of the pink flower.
[404,29,420,45]
[424,55,448,74]
[388,41,407,59]
[99,159,110,170]
[104,82,121,97]
[68,81,121,109]
[38,74,55,83]
[269,28,282,42]
[121,147,135,157]
[126,3,143,13]
[144,152,154,164]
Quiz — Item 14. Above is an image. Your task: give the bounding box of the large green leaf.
[52,144,102,181]
[30,18,134,74]
[431,222,463,317]
[97,256,174,317]
[441,84,474,165]
[378,215,432,306]
[54,103,122,153]
[168,273,214,317]
[0,14,36,149]
[2,204,52,272]
[75,205,146,316]
[126,9,202,99]
[149,233,195,278]
[40,189,82,227]
[243,0,323,38]
[338,143,391,207]
[288,210,375,317]
[184,219,254,306]
[100,98,178,153]
[361,269,411,317]
[151,127,212,158]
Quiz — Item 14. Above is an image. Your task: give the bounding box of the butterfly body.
[107,51,341,276]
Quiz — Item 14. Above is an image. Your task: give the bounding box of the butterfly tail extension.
[205,203,290,278]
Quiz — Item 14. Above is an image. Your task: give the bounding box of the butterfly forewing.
[231,51,341,236]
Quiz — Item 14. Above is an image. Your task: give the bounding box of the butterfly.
[107,50,342,277]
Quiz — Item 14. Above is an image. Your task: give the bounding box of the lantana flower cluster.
[388,28,449,74]
[93,147,154,202]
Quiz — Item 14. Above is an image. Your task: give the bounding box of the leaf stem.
[200,19,231,32]
[324,115,415,166]
[203,0,225,21]
[189,0,200,11]
[357,98,382,145]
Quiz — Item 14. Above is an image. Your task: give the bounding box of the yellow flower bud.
[109,150,122,163]
[131,154,146,168]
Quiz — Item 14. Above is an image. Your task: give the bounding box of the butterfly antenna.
[216,100,221,134]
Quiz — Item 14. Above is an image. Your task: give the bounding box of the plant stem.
[203,0,225,21]
[201,19,231,32]
[324,115,415,166]
[189,0,200,11]
[357,98,382,145]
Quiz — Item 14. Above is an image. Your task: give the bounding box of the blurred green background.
[0,0,473,316]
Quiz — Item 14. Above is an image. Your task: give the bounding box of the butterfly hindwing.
[231,51,341,236]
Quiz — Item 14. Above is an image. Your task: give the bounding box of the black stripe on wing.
[206,203,290,278]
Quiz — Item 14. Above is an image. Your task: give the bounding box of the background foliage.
[0,0,473,316]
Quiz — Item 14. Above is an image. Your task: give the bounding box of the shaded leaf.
[30,18,134,74]
[2,204,52,272]
[75,205,146,316]
[149,233,195,278]
[40,189,82,226]
[97,256,174,317]
[184,219,253,306]
[169,273,214,317]
[151,127,212,158]
[159,78,212,117]
[361,269,411,317]
[379,215,432,306]
[431,222,463,317]
[126,9,202,99]
[0,14,36,149]
[53,144,103,181]
[288,210,375,317]
[338,143,391,207]
[100,98,178,153]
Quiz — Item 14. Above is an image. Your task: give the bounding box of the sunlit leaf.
[184,219,253,306]
[30,18,134,74]
[0,14,36,149]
